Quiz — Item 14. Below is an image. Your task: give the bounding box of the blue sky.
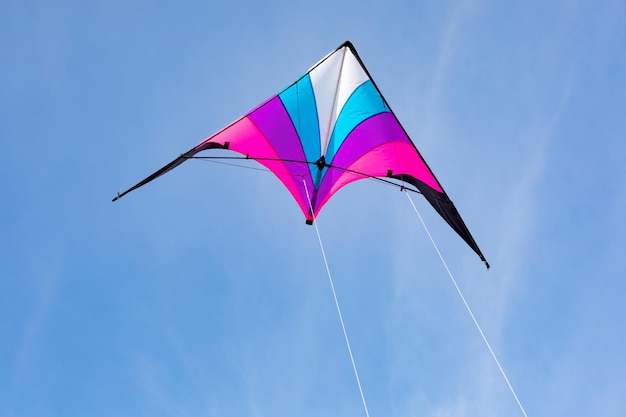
[1,0,625,416]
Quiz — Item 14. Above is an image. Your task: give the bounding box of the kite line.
[404,192,528,417]
[303,178,372,417]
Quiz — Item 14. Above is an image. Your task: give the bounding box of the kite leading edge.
[113,41,489,268]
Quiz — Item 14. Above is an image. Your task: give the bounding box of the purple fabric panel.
[195,116,312,217]
[248,96,315,215]
[326,112,411,170]
[316,113,407,210]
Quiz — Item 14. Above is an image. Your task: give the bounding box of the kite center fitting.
[315,155,327,171]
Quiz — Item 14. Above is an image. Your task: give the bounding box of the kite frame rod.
[185,155,423,194]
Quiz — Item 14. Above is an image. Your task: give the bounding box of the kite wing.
[113,41,488,268]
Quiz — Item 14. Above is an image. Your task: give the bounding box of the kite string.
[303,179,371,417]
[404,192,528,417]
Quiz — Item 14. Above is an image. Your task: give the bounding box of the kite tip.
[480,255,490,270]
[112,192,121,202]
[305,219,313,226]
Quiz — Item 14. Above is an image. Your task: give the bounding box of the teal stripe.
[279,75,320,181]
[325,80,390,164]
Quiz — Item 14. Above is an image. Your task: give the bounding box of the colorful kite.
[113,41,488,268]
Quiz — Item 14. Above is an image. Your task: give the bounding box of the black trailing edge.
[112,142,229,202]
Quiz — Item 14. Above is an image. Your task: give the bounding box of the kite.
[113,41,488,268]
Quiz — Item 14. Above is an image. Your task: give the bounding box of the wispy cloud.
[387,4,577,416]
[445,64,574,417]
[9,255,62,393]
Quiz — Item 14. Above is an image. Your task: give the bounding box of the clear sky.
[1,1,625,416]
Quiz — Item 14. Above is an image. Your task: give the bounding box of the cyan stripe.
[325,80,390,165]
[279,75,320,181]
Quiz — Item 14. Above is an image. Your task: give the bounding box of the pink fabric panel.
[314,142,442,215]
[247,96,315,214]
[196,117,310,217]
[326,113,441,192]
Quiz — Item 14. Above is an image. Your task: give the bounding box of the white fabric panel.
[334,48,370,124]
[310,47,370,156]
[309,47,345,156]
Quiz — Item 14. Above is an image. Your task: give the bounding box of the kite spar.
[113,41,488,269]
